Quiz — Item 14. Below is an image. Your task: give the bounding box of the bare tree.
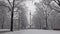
[0,0,23,31]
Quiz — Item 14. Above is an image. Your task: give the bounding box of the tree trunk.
[10,0,15,31]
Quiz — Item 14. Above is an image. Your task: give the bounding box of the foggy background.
[0,0,60,31]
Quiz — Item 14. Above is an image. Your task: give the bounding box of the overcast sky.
[22,0,42,24]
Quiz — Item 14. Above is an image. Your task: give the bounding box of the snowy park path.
[1,29,60,34]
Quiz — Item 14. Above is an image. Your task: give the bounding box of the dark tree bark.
[10,0,15,31]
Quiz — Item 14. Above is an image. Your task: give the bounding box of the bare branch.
[14,0,23,8]
[14,1,20,7]
[7,0,12,7]
[0,5,11,11]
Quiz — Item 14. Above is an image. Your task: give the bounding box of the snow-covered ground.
[0,29,10,31]
[0,29,10,34]
[1,29,60,34]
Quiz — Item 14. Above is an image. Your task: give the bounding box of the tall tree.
[1,0,23,31]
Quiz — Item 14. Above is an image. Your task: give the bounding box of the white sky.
[22,0,42,25]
